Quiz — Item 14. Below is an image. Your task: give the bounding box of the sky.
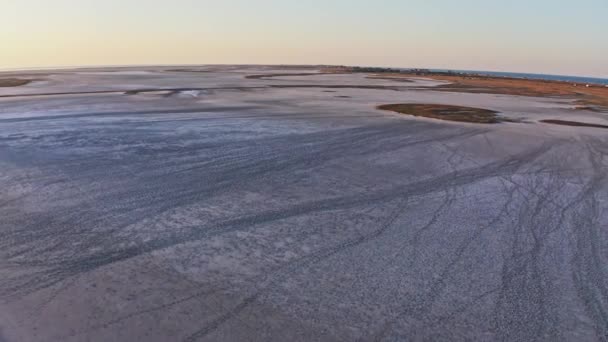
[1,0,607,77]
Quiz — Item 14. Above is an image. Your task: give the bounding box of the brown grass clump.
[0,78,32,87]
[377,104,502,124]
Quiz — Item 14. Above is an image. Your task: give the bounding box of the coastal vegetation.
[377,103,503,124]
[0,78,32,87]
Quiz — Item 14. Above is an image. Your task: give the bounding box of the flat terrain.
[0,66,607,342]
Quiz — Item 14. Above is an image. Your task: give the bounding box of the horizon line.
[1,63,607,80]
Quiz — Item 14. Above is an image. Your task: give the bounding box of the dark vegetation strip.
[540,120,608,129]
[378,103,503,124]
[245,72,349,79]
[164,69,214,73]
[366,75,414,83]
[0,78,33,87]
[269,85,403,91]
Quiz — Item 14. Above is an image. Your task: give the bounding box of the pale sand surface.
[0,66,607,341]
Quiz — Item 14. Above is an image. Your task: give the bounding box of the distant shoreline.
[340,66,608,86]
[1,64,607,86]
[428,69,608,86]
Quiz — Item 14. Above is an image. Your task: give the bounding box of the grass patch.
[0,78,32,87]
[377,104,502,124]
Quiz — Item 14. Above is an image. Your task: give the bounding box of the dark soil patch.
[377,103,503,124]
[270,85,402,91]
[574,105,598,111]
[246,72,348,80]
[366,76,414,83]
[540,119,608,129]
[0,78,33,87]
[165,69,213,73]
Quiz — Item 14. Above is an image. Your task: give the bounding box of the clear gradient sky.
[2,0,607,77]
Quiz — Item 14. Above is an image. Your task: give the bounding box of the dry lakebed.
[0,65,607,342]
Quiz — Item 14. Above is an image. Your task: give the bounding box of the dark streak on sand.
[366,76,415,83]
[541,119,608,129]
[269,85,403,91]
[0,87,265,99]
[0,85,406,99]
[245,72,348,80]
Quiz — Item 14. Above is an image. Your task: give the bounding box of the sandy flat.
[0,66,607,342]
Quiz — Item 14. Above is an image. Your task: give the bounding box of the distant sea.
[425,69,608,86]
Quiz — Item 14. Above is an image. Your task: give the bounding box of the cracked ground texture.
[0,66,607,342]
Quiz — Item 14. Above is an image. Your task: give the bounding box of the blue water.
[426,69,608,86]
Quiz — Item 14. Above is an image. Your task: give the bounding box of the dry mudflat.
[0,66,607,342]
